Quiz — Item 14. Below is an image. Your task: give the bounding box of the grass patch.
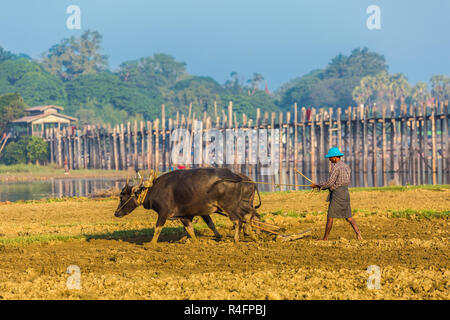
[0,164,127,176]
[0,220,219,246]
[0,163,62,174]
[390,209,449,219]
[0,164,129,182]
[11,196,117,204]
[349,185,450,192]
[84,228,156,241]
[263,208,449,219]
[258,185,450,195]
[47,221,125,228]
[352,208,378,217]
[262,209,325,218]
[0,228,170,246]
[0,234,83,246]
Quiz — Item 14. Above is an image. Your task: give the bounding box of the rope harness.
[115,181,152,213]
[136,187,149,205]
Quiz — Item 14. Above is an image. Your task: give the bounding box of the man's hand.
[310,183,320,189]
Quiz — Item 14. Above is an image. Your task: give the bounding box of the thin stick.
[243,180,311,188]
[252,220,281,229]
[0,134,9,155]
[251,224,281,235]
[294,168,313,183]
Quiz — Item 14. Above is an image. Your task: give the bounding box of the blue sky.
[0,0,449,90]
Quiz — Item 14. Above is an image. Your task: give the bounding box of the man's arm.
[318,167,339,190]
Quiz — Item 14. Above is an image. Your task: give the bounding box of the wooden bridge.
[43,101,449,187]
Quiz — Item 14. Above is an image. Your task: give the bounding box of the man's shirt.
[319,161,351,191]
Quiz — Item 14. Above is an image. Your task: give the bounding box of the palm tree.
[247,72,264,96]
[410,82,431,105]
[352,77,373,105]
[389,73,411,109]
[430,75,450,102]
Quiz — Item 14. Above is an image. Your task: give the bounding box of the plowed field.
[0,186,448,299]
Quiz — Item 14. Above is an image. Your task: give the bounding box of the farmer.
[310,147,363,240]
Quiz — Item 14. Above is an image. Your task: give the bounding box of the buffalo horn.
[131,171,145,192]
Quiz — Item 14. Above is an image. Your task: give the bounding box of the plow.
[251,219,312,241]
[247,167,314,241]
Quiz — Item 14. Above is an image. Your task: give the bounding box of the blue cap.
[325,147,344,158]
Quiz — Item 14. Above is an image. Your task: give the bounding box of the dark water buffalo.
[114,168,261,244]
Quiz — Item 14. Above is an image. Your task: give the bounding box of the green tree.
[247,72,264,96]
[352,75,376,106]
[40,30,108,80]
[0,59,67,106]
[74,107,97,126]
[26,136,49,164]
[430,75,450,102]
[0,46,30,64]
[0,58,41,86]
[353,72,412,111]
[278,47,388,109]
[118,53,187,89]
[14,72,67,106]
[100,104,143,126]
[276,70,322,108]
[65,72,162,120]
[74,100,143,126]
[408,82,431,106]
[1,136,49,165]
[388,73,411,106]
[1,141,26,164]
[0,93,27,132]
[310,76,361,108]
[165,76,223,117]
[325,48,388,78]
[224,72,242,93]
[220,90,279,119]
[0,46,15,64]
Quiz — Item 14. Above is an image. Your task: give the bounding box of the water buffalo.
[114,168,261,244]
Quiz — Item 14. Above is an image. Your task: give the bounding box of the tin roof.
[11,112,77,124]
[25,105,64,112]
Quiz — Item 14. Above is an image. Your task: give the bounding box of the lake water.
[0,178,125,202]
[0,166,443,202]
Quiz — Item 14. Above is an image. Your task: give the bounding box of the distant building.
[9,105,77,137]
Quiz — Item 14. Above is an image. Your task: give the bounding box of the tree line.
[0,30,449,132]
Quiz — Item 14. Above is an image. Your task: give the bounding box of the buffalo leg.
[201,215,222,239]
[180,217,198,242]
[232,219,242,243]
[243,214,258,241]
[151,214,167,245]
[252,214,261,234]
